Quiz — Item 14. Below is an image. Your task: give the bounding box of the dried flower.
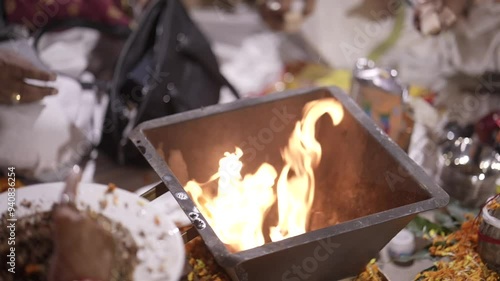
[415,216,499,281]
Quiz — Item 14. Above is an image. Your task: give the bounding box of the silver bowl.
[437,137,500,208]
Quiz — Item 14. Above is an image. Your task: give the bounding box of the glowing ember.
[185,98,344,252]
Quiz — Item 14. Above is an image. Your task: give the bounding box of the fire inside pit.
[184,98,344,252]
[131,87,448,281]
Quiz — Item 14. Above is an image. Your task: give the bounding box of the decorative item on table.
[415,214,499,280]
[350,58,413,150]
[436,113,500,208]
[354,259,388,281]
[387,229,416,266]
[478,195,500,273]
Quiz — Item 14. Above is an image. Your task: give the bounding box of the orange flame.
[270,98,344,241]
[185,148,277,252]
[185,98,344,252]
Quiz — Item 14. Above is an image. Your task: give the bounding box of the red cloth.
[4,0,132,31]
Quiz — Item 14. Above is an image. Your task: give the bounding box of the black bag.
[30,0,237,165]
[98,0,239,164]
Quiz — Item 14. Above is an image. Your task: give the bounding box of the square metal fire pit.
[130,87,448,281]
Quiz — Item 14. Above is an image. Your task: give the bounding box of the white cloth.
[38,27,100,77]
[191,6,319,101]
[444,3,500,75]
[385,2,500,90]
[219,33,283,98]
[0,30,107,182]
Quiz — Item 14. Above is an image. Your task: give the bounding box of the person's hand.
[48,204,116,281]
[257,0,316,31]
[413,0,470,35]
[0,49,57,105]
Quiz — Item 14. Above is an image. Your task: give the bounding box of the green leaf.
[434,211,461,230]
[415,265,438,281]
[407,216,453,236]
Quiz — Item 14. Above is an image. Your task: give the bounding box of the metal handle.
[139,180,200,244]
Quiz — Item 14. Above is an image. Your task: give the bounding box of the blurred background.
[1,0,500,280]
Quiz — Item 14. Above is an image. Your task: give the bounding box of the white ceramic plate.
[135,184,191,227]
[0,183,185,281]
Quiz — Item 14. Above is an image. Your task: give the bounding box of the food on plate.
[106,183,117,193]
[0,207,138,281]
[0,182,185,281]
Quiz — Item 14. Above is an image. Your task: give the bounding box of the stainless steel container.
[130,87,448,281]
[350,58,412,150]
[437,136,500,208]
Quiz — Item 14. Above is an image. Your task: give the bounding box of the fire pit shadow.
[130,87,448,281]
